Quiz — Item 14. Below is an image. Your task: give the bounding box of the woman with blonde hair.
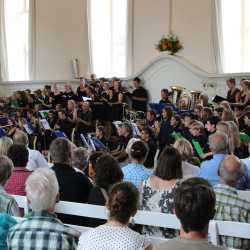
[227,121,247,158]
[221,109,238,125]
[216,121,233,153]
[0,136,13,156]
[173,138,200,179]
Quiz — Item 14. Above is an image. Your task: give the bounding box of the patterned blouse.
[77,224,150,250]
[140,177,180,238]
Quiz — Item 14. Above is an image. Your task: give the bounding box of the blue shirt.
[0,213,17,250]
[122,163,152,189]
[200,154,250,190]
[199,154,226,186]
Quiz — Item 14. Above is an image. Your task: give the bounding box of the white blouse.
[77,224,149,250]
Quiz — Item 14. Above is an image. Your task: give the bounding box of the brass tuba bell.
[190,90,201,109]
[170,85,185,107]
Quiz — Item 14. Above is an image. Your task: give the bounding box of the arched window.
[88,0,130,78]
[4,0,30,80]
[221,0,250,73]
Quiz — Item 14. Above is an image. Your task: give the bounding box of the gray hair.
[49,138,72,164]
[72,147,88,171]
[209,132,229,154]
[0,155,13,185]
[13,131,29,146]
[219,159,243,186]
[0,136,13,156]
[25,168,59,212]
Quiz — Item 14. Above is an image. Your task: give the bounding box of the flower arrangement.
[156,34,183,55]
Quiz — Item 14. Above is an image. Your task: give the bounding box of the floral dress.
[140,178,180,238]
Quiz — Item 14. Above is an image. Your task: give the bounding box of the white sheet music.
[40,119,51,130]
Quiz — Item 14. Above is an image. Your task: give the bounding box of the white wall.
[172,0,216,73]
[133,0,170,73]
[0,0,216,82]
[35,0,89,80]
[133,0,216,74]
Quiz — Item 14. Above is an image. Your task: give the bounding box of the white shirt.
[241,157,250,176]
[77,224,149,250]
[26,148,49,171]
[182,161,200,179]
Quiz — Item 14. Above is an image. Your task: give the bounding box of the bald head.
[209,132,228,154]
[219,155,243,187]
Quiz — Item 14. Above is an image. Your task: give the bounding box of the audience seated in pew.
[173,138,200,179]
[78,182,152,250]
[214,155,250,250]
[13,131,49,171]
[122,140,152,189]
[154,177,225,250]
[71,147,88,174]
[7,168,80,250]
[0,156,19,216]
[0,136,13,156]
[141,146,182,239]
[5,144,31,196]
[87,154,123,227]
[241,142,250,176]
[50,138,92,225]
[200,132,250,190]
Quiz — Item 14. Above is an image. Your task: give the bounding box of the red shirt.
[5,167,32,196]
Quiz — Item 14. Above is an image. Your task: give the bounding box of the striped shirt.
[214,184,250,249]
[0,186,19,216]
[7,211,80,250]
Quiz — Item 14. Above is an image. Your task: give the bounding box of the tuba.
[190,90,201,109]
[171,85,193,109]
[170,85,185,107]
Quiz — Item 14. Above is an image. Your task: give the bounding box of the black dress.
[144,139,157,169]
[227,88,240,103]
[88,186,107,227]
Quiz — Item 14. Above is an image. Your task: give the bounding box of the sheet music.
[82,97,92,102]
[40,119,51,130]
[80,134,90,148]
[24,124,34,135]
[87,134,96,151]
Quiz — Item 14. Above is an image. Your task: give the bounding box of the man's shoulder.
[0,191,16,203]
[154,238,225,250]
[8,216,80,238]
[215,185,250,208]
